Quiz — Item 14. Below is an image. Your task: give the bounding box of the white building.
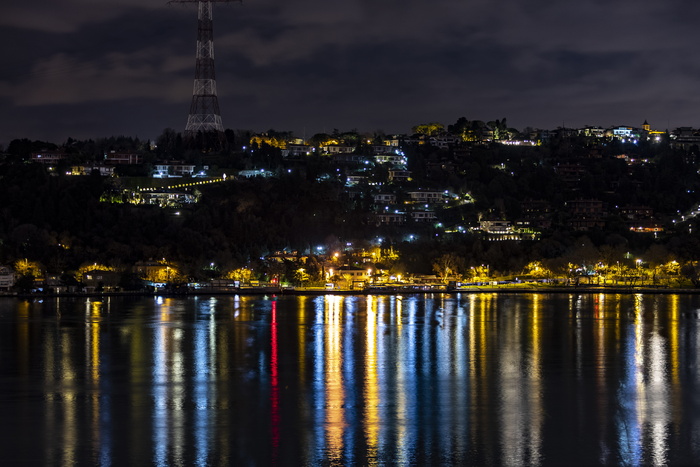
[374,213,406,225]
[283,144,312,157]
[153,164,197,178]
[411,211,437,222]
[373,193,396,204]
[407,190,444,204]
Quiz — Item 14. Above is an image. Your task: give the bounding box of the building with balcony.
[374,212,406,225]
[104,152,143,165]
[411,211,437,222]
[31,151,68,165]
[407,190,444,204]
[373,193,396,204]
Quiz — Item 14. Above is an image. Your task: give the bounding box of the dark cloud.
[1,0,699,145]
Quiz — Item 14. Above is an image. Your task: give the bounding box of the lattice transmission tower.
[169,0,239,149]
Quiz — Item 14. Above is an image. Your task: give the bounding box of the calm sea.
[1,293,699,466]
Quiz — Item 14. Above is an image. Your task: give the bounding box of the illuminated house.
[104,152,143,165]
[671,127,700,150]
[480,219,521,241]
[429,134,460,149]
[411,211,437,222]
[137,191,197,207]
[620,205,663,233]
[322,144,355,155]
[70,165,115,176]
[83,269,121,292]
[31,151,68,165]
[407,190,444,204]
[374,212,406,225]
[388,169,411,182]
[373,193,396,204]
[134,261,169,283]
[374,154,406,165]
[372,145,397,155]
[153,163,197,178]
[283,144,311,157]
[346,175,369,185]
[239,169,273,178]
[336,266,372,289]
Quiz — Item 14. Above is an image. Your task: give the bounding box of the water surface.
[1,293,700,465]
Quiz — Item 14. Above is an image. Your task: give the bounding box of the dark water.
[1,293,700,466]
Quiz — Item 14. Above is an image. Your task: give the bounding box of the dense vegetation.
[4,124,700,286]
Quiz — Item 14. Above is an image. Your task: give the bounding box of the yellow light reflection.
[297,296,309,384]
[364,296,379,459]
[325,295,345,461]
[86,300,103,458]
[87,300,102,384]
[469,294,493,448]
[16,300,29,378]
[528,293,543,464]
[668,295,680,385]
[60,329,77,466]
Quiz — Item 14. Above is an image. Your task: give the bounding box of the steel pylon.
[169,1,239,146]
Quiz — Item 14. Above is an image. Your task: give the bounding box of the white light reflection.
[498,297,527,466]
[647,331,670,465]
[397,296,419,462]
[498,294,543,466]
[325,295,345,463]
[193,298,216,466]
[364,295,379,461]
[342,296,357,461]
[311,296,326,464]
[617,297,643,466]
[152,298,186,465]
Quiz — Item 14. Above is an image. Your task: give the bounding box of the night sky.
[2,0,700,146]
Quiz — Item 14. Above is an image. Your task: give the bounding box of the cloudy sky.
[2,0,700,146]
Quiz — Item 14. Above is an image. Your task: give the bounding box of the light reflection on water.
[2,293,700,465]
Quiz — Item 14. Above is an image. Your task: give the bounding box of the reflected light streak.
[469,293,492,452]
[647,331,669,465]
[86,300,103,462]
[270,300,280,463]
[17,300,29,378]
[297,296,308,385]
[364,295,380,461]
[594,293,611,463]
[499,295,526,466]
[194,303,214,466]
[342,296,357,463]
[668,296,680,385]
[61,331,78,466]
[87,300,102,384]
[528,294,543,465]
[397,297,419,462]
[152,298,186,465]
[311,298,325,464]
[325,295,345,462]
[617,296,644,466]
[153,314,168,466]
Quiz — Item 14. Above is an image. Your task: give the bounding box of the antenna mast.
[168,0,240,149]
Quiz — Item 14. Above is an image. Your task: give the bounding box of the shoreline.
[2,285,700,299]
